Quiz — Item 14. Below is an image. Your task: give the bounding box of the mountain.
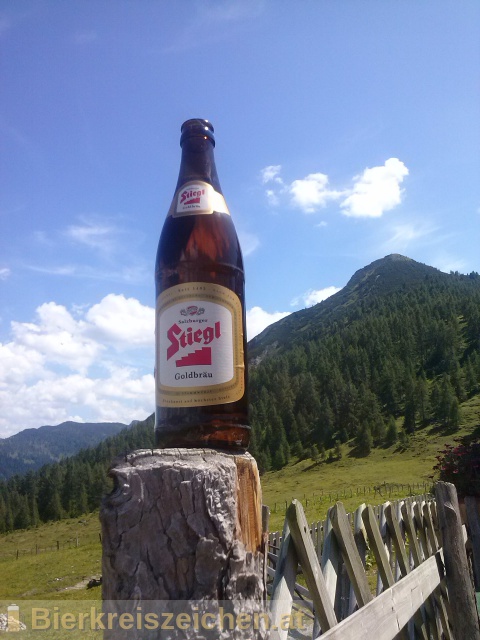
[1,254,479,532]
[0,421,128,480]
[249,254,451,360]
[247,254,480,471]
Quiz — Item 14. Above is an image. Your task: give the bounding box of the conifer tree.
[385,416,398,446]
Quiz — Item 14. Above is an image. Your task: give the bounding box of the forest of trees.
[248,271,480,471]
[1,261,479,533]
[0,416,155,533]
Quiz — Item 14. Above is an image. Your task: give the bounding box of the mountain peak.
[248,254,454,360]
[345,254,442,294]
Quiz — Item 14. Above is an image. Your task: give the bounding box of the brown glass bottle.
[154,119,250,450]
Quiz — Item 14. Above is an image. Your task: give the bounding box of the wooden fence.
[270,481,432,513]
[267,482,480,639]
[0,532,103,560]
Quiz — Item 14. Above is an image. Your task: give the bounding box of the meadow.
[0,394,478,601]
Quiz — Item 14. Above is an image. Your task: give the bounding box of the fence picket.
[330,502,373,609]
[286,499,338,633]
[347,503,367,616]
[269,519,299,640]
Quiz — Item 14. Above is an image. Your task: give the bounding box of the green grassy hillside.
[1,394,477,601]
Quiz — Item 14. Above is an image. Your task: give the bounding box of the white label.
[168,180,230,217]
[155,282,244,407]
[159,300,234,387]
[177,183,212,215]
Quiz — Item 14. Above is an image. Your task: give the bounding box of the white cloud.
[260,158,408,218]
[432,253,467,274]
[0,369,154,438]
[261,165,283,184]
[381,221,437,254]
[11,302,102,373]
[290,173,342,213]
[25,262,150,284]
[291,286,341,308]
[0,267,11,280]
[260,165,342,213]
[0,341,46,385]
[238,231,260,256]
[340,158,409,218]
[246,306,291,340]
[265,189,280,206]
[64,218,118,252]
[0,294,156,437]
[303,286,342,307]
[85,294,154,348]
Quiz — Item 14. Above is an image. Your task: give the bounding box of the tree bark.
[100,448,266,639]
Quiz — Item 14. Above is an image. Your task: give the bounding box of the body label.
[168,180,230,217]
[156,282,244,407]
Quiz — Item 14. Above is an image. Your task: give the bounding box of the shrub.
[433,439,480,497]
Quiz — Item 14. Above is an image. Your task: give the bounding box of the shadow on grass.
[347,444,371,459]
[301,457,340,472]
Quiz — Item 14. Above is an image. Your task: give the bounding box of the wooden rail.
[267,482,480,639]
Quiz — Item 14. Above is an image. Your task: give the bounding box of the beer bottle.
[154,119,250,449]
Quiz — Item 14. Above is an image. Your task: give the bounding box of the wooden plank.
[423,501,439,554]
[267,565,313,605]
[414,500,431,559]
[330,502,373,608]
[384,503,430,640]
[436,482,480,640]
[262,504,270,602]
[375,502,390,595]
[314,508,341,638]
[385,503,410,578]
[321,508,341,601]
[465,496,480,589]
[319,552,444,640]
[363,505,396,590]
[269,518,299,640]
[316,519,324,560]
[362,506,409,640]
[430,500,441,547]
[394,500,405,582]
[401,501,423,566]
[286,499,338,633]
[347,503,367,616]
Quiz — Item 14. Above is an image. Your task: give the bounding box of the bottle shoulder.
[156,212,243,270]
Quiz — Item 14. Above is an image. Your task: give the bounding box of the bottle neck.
[175,136,222,193]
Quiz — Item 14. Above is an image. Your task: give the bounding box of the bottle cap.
[180,119,215,146]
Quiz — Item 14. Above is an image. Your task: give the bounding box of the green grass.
[263,394,480,530]
[0,513,102,600]
[0,395,478,600]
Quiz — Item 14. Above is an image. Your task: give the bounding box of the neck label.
[169,180,230,217]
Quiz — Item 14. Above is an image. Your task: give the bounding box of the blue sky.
[1,0,479,437]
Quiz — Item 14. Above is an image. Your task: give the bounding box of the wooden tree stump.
[100,448,267,639]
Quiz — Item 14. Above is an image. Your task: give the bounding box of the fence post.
[465,496,480,589]
[435,482,480,640]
